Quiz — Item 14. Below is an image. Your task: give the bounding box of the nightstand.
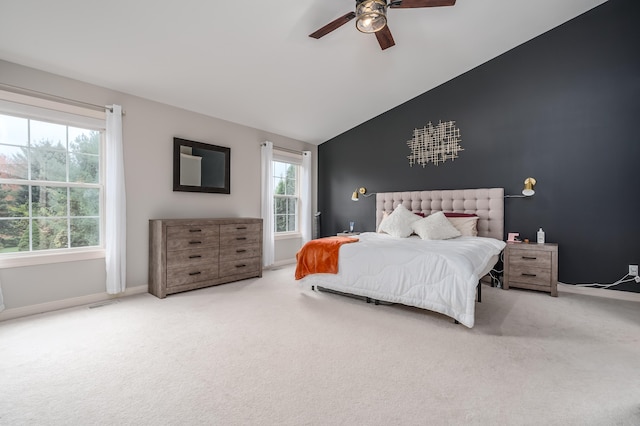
[336,232,360,237]
[503,242,558,297]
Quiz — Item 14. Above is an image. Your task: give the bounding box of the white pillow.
[447,216,479,237]
[412,211,462,240]
[377,204,420,238]
[377,211,390,233]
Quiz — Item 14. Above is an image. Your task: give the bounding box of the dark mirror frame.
[173,137,230,194]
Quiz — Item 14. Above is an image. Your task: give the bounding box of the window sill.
[275,232,302,241]
[0,249,105,269]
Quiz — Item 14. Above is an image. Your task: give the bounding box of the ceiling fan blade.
[389,0,456,8]
[375,25,395,50]
[309,12,356,39]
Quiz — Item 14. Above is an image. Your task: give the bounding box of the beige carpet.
[1,265,639,425]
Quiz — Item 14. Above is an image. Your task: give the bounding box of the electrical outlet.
[629,264,639,277]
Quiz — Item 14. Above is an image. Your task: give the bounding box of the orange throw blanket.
[295,236,359,280]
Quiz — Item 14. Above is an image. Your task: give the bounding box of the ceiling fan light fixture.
[356,0,387,34]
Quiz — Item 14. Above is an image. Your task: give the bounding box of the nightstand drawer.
[508,249,551,270]
[508,266,551,286]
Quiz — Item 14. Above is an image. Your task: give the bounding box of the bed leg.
[477,282,482,303]
[366,297,371,303]
[454,320,460,324]
[374,299,379,305]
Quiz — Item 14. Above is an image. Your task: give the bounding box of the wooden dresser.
[503,242,558,297]
[149,218,262,298]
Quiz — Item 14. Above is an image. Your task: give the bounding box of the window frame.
[0,91,106,267]
[272,150,302,240]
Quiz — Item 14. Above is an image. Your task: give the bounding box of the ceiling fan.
[309,0,456,50]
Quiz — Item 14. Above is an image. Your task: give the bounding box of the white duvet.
[300,232,506,328]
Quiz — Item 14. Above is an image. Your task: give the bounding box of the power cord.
[489,270,502,288]
[489,251,504,288]
[572,273,640,289]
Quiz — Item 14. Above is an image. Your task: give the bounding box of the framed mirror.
[173,137,230,194]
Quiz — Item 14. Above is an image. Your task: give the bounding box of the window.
[272,153,301,234]
[0,98,105,259]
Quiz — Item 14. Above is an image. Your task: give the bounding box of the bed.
[297,188,506,327]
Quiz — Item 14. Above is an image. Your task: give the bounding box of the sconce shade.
[522,177,536,196]
[356,0,387,33]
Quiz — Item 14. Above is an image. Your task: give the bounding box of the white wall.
[0,60,316,314]
[275,237,303,266]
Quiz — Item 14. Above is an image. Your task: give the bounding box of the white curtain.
[261,142,275,267]
[105,105,127,294]
[0,278,5,313]
[300,151,312,243]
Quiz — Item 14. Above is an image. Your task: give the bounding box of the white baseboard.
[0,285,148,322]
[267,259,296,269]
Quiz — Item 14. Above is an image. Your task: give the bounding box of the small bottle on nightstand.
[537,228,545,244]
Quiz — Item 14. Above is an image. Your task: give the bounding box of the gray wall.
[318,0,640,292]
[0,60,316,311]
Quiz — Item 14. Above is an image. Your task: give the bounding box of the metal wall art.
[407,120,463,167]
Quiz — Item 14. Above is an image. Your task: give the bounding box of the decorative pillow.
[377,204,421,238]
[411,211,462,240]
[377,211,390,233]
[447,216,479,237]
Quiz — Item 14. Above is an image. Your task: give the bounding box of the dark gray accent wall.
[318,0,640,292]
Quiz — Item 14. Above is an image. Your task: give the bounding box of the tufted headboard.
[375,188,504,240]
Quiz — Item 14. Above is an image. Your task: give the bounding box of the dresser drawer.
[220,223,261,236]
[166,225,219,251]
[508,249,551,270]
[219,257,261,278]
[166,247,219,268]
[220,223,261,246]
[220,232,261,247]
[219,243,261,262]
[167,263,219,288]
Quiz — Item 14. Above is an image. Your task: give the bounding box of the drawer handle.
[236,237,247,241]
[189,241,202,245]
[189,271,202,276]
[189,255,202,259]
[522,273,537,277]
[235,264,247,268]
[189,229,202,233]
[236,249,247,253]
[236,226,247,230]
[522,256,537,260]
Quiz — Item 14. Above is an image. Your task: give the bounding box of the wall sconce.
[505,177,537,198]
[522,177,536,196]
[351,187,375,201]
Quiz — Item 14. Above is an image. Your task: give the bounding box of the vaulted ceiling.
[0,0,607,144]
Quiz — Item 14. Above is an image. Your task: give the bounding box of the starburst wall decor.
[407,120,463,167]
